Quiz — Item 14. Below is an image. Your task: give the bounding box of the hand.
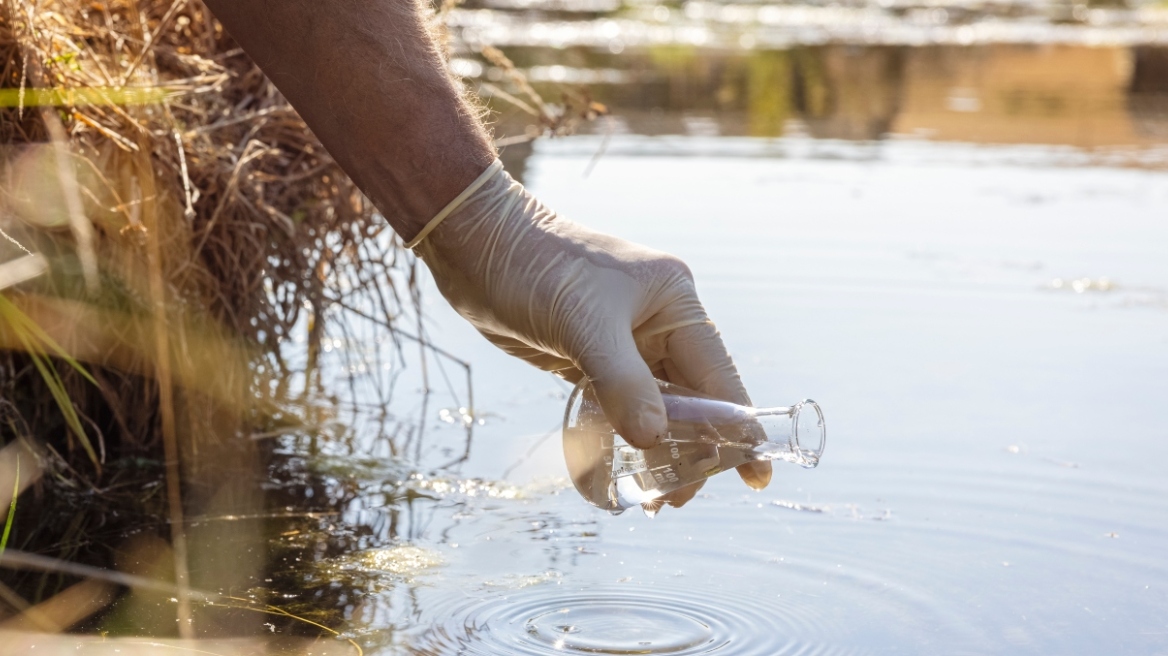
[411,162,772,503]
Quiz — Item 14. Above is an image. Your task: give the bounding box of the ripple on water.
[409,585,865,656]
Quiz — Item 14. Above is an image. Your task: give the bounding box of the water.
[410,585,850,655]
[313,138,1167,655]
[91,7,1167,653]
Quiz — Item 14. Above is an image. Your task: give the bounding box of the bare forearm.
[203,0,495,240]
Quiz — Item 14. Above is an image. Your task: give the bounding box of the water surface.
[275,135,1168,655]
[230,5,1168,652]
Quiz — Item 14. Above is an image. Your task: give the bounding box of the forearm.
[203,0,496,240]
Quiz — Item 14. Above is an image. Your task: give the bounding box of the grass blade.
[0,295,97,385]
[0,295,100,468]
[0,455,17,557]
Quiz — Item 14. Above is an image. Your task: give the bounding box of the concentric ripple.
[524,601,711,654]
[409,584,862,656]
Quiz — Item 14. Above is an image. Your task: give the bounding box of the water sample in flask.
[563,378,825,514]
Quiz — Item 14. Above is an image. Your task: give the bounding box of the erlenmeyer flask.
[563,378,825,514]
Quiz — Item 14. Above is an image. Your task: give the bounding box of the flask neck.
[748,406,795,419]
[749,400,825,468]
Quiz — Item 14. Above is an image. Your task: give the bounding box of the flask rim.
[790,399,826,466]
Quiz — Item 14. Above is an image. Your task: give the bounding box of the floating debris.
[318,543,445,588]
[357,545,444,576]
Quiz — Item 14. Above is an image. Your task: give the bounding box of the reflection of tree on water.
[485,43,1168,151]
[1128,46,1168,138]
[790,47,906,140]
[1,370,504,650]
[483,45,905,143]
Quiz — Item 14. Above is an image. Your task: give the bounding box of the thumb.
[578,330,668,449]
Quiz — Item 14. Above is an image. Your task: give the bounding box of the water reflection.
[13,7,1164,655]
[483,43,1168,155]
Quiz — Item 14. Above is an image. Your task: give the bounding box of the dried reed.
[0,0,422,641]
[0,0,598,644]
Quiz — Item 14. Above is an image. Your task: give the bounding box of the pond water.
[229,5,1168,650]
[323,135,1167,656]
[270,7,1168,648]
[66,5,1168,653]
[2,1,1167,653]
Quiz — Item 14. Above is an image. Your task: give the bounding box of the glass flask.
[563,379,826,514]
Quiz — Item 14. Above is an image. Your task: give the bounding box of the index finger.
[666,321,773,490]
[666,321,749,405]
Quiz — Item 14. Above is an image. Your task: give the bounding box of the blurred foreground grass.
[0,0,421,651]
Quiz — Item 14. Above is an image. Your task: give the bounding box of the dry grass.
[0,0,600,644]
[0,0,423,642]
[0,0,439,479]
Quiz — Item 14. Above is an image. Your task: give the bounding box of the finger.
[658,358,724,491]
[659,480,704,508]
[736,460,772,490]
[578,330,667,449]
[659,358,690,390]
[666,321,748,404]
[667,322,773,490]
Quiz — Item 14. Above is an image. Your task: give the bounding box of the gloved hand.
[410,161,771,502]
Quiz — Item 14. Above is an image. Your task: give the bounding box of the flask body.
[563,379,825,513]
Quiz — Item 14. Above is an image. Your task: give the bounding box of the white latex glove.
[410,161,771,496]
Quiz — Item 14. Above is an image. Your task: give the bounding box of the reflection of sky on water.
[263,8,1168,651]
[287,137,1168,654]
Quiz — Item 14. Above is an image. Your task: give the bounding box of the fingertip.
[622,401,667,449]
[579,335,668,450]
[662,481,703,508]
[736,461,773,490]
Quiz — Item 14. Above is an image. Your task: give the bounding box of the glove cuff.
[405,159,505,249]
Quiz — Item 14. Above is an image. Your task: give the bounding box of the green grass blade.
[0,295,96,385]
[26,351,99,467]
[0,455,18,557]
[0,295,101,468]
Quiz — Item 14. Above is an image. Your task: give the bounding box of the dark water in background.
[154,2,1168,654]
